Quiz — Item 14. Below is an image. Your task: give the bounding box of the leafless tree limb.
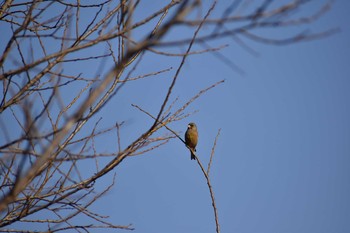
[0,0,335,231]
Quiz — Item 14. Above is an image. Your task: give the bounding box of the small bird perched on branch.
[185,122,198,160]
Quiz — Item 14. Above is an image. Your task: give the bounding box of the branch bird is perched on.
[185,122,198,160]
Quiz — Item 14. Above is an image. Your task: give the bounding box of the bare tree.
[0,0,335,232]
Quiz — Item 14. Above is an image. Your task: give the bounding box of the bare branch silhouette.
[132,103,222,233]
[0,0,336,231]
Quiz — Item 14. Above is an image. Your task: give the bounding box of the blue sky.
[97,1,349,233]
[1,1,350,233]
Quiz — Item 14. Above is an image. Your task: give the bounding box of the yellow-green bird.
[185,122,198,160]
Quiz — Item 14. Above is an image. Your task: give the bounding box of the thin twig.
[207,128,221,175]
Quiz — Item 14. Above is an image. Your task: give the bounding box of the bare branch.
[207,128,221,175]
[0,0,335,231]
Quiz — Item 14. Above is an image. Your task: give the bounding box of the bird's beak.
[187,125,190,128]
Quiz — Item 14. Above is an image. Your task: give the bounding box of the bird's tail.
[190,149,196,160]
[191,153,196,160]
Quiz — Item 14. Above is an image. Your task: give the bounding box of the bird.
[185,122,198,160]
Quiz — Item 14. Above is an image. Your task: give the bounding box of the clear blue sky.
[97,1,350,233]
[2,1,350,233]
